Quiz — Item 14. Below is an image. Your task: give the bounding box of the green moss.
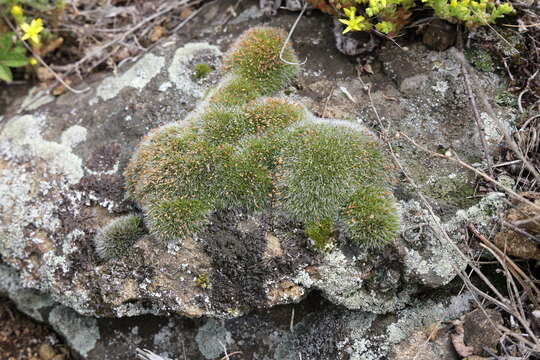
[341,187,400,248]
[195,273,210,289]
[93,215,146,260]
[494,87,517,107]
[306,219,334,251]
[200,98,303,145]
[146,197,211,242]
[208,76,264,107]
[224,26,299,93]
[423,174,476,210]
[194,63,212,79]
[124,27,400,250]
[276,122,388,224]
[243,98,305,137]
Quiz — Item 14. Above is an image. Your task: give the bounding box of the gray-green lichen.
[168,42,222,95]
[347,292,474,360]
[0,114,86,184]
[97,53,165,101]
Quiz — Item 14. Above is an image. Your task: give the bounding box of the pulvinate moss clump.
[93,214,146,260]
[124,26,400,250]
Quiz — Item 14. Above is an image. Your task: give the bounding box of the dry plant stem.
[452,49,540,186]
[61,0,193,78]
[290,307,295,333]
[279,2,308,65]
[470,224,540,303]
[359,78,510,357]
[400,132,540,351]
[399,132,540,219]
[218,340,232,360]
[322,86,335,118]
[172,0,208,32]
[460,56,494,177]
[497,324,540,352]
[219,352,242,360]
[479,244,537,342]
[501,219,540,244]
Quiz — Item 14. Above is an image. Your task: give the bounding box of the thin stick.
[279,2,308,65]
[399,131,540,217]
[501,219,540,244]
[470,225,540,302]
[219,352,242,360]
[218,340,230,360]
[290,307,295,333]
[460,53,495,177]
[452,49,540,187]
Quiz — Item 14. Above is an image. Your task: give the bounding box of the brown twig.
[469,224,540,306]
[456,35,495,177]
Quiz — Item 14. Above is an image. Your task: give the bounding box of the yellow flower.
[29,58,38,66]
[21,18,44,44]
[11,5,23,17]
[339,7,369,33]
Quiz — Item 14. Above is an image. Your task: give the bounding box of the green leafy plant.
[0,32,27,82]
[124,27,400,250]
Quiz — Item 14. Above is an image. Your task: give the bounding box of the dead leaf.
[450,318,475,357]
[52,78,72,96]
[148,25,165,43]
[36,67,54,82]
[180,7,193,20]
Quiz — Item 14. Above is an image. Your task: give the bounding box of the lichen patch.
[96,53,165,101]
[0,115,86,184]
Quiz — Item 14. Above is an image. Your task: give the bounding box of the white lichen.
[97,53,165,101]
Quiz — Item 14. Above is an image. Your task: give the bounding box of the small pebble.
[38,343,56,360]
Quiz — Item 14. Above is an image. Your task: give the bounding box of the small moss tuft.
[224,27,299,93]
[196,273,210,289]
[341,187,400,248]
[465,47,495,72]
[146,197,211,242]
[306,219,334,251]
[194,63,212,79]
[93,214,146,260]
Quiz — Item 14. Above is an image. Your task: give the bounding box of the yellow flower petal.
[343,7,356,18]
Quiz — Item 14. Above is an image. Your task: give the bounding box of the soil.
[201,210,319,313]
[0,297,69,360]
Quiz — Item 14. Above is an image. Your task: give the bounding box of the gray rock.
[195,319,234,359]
[48,306,101,358]
[0,1,517,358]
[422,19,457,51]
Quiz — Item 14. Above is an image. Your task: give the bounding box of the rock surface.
[494,197,540,260]
[0,0,517,358]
